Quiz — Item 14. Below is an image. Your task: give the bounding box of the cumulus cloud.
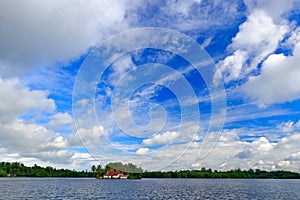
[136,130,244,171]
[0,0,133,76]
[48,112,73,130]
[242,37,300,105]
[0,119,71,164]
[252,137,273,152]
[147,126,300,172]
[285,152,300,161]
[142,131,179,146]
[214,5,300,106]
[213,50,247,84]
[0,77,75,164]
[0,78,55,122]
[231,10,288,63]
[1,0,241,77]
[22,150,74,164]
[136,147,150,155]
[296,120,300,129]
[277,121,295,133]
[232,132,300,171]
[67,122,300,172]
[236,148,252,159]
[68,125,107,149]
[215,9,288,84]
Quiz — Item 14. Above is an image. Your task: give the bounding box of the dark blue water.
[0,178,299,199]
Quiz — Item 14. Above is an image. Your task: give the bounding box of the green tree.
[0,169,6,177]
[91,165,96,173]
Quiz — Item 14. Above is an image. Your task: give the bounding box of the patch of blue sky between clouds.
[72,28,226,170]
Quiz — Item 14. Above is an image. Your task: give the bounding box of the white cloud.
[214,4,300,106]
[231,10,288,53]
[69,152,101,170]
[142,131,179,146]
[0,0,133,76]
[277,160,291,168]
[285,27,300,48]
[66,123,300,172]
[107,55,137,85]
[252,137,273,152]
[285,152,300,161]
[278,133,300,148]
[0,77,76,165]
[215,9,289,84]
[48,112,73,130]
[68,125,107,149]
[243,38,300,105]
[277,121,295,133]
[296,120,300,129]
[219,130,240,143]
[136,148,150,155]
[231,133,300,171]
[0,119,71,164]
[0,78,55,122]
[214,50,247,83]
[22,150,74,164]
[244,0,296,20]
[144,127,300,172]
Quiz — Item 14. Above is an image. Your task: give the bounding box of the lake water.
[0,178,299,199]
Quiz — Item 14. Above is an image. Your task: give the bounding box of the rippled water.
[0,178,300,199]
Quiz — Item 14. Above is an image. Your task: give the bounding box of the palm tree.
[95,165,103,178]
[91,165,96,173]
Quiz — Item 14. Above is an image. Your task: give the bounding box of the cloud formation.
[215,9,288,84]
[0,0,132,76]
[142,131,179,146]
[0,78,55,122]
[0,78,74,165]
[48,112,73,130]
[243,31,300,105]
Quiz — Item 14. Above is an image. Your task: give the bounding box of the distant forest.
[0,162,95,177]
[142,168,300,179]
[1,162,300,179]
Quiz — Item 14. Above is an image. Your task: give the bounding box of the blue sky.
[1,0,300,172]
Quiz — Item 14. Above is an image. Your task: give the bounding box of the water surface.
[0,178,299,199]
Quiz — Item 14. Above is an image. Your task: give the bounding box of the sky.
[0,0,300,172]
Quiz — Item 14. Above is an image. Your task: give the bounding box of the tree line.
[0,162,95,177]
[1,162,299,179]
[142,168,300,179]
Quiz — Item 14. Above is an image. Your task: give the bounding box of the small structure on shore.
[102,168,128,179]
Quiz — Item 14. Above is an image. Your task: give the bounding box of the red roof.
[105,168,123,176]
